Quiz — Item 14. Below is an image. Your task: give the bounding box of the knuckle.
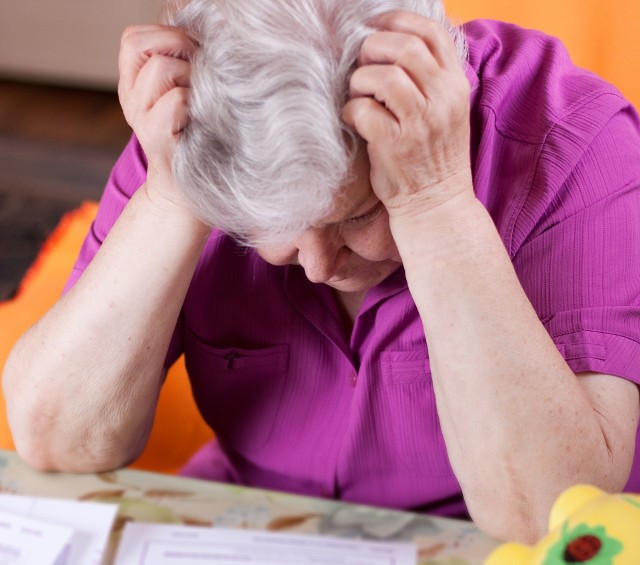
[424,18,440,32]
[349,68,369,95]
[399,34,425,57]
[171,30,195,54]
[174,87,190,107]
[146,54,169,73]
[145,55,177,82]
[348,99,370,125]
[398,11,430,31]
[120,31,147,63]
[162,88,188,115]
[360,33,376,54]
[383,65,406,88]
[384,10,405,26]
[412,15,438,32]
[345,100,361,122]
[415,97,430,119]
[349,65,365,85]
[396,37,429,71]
[120,25,141,47]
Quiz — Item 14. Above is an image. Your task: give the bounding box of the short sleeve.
[513,104,640,382]
[63,135,147,290]
[62,135,184,368]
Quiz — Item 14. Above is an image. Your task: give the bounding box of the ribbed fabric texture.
[65,20,640,518]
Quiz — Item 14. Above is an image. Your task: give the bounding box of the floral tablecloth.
[0,450,499,564]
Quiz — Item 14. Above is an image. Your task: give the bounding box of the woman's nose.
[297,228,349,284]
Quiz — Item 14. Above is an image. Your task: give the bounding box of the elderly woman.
[4,0,640,543]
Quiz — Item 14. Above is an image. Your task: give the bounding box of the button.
[225,353,237,370]
[349,372,357,387]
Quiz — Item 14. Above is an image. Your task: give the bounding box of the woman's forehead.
[321,149,373,225]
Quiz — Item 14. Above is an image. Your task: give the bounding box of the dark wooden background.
[0,80,132,300]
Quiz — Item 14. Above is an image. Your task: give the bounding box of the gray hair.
[168,0,466,245]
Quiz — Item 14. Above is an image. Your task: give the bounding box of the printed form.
[114,522,417,564]
[0,509,73,565]
[0,495,117,565]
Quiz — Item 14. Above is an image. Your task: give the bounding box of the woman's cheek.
[345,216,399,262]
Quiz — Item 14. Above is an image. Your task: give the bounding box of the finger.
[370,11,460,69]
[343,97,398,144]
[134,55,191,112]
[145,86,190,151]
[119,26,197,94]
[163,86,190,136]
[358,31,440,97]
[349,64,425,124]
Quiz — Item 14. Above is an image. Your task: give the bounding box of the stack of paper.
[114,522,417,564]
[0,494,417,565]
[0,495,118,565]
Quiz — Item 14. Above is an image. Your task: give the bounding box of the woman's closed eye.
[345,201,384,226]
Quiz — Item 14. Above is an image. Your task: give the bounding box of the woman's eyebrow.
[325,195,376,226]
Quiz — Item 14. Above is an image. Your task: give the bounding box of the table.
[0,450,500,564]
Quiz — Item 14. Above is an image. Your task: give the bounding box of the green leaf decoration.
[543,522,623,564]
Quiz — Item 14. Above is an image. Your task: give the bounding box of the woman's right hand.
[118,25,198,205]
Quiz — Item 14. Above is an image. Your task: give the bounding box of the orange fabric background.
[446,0,640,110]
[0,2,638,475]
[0,204,212,473]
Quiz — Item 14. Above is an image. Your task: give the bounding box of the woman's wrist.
[389,181,485,261]
[139,177,212,239]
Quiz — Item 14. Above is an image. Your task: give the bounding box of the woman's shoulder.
[463,19,629,144]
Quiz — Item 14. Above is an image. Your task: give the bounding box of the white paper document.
[0,509,73,565]
[114,522,417,564]
[0,495,118,565]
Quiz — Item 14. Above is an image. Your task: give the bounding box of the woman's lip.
[328,272,350,283]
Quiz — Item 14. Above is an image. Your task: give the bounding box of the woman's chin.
[325,278,365,293]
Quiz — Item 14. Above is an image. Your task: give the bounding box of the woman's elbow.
[469,494,547,544]
[2,355,42,465]
[3,361,129,474]
[465,463,633,544]
[13,429,136,475]
[460,462,566,542]
[6,403,79,474]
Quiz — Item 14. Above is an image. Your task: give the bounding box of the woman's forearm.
[2,186,210,473]
[391,191,635,542]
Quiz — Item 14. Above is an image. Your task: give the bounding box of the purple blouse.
[65,20,640,518]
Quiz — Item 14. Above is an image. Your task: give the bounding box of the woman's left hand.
[343,11,472,220]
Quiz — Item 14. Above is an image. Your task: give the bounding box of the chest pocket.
[380,350,454,476]
[184,338,289,454]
